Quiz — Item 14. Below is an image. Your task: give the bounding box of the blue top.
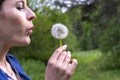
[0,54,31,80]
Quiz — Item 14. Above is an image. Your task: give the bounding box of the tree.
[52,0,120,68]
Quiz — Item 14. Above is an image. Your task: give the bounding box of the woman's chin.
[16,38,31,46]
[23,38,31,45]
[9,37,31,47]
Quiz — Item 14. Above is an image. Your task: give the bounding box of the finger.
[63,51,71,68]
[57,51,67,64]
[49,45,67,61]
[66,59,78,75]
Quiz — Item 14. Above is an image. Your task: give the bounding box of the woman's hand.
[45,45,78,80]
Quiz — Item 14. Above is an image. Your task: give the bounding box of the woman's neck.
[0,42,18,80]
[0,43,9,66]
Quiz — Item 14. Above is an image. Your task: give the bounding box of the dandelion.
[51,23,69,46]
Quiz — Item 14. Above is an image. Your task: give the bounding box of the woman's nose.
[27,8,36,21]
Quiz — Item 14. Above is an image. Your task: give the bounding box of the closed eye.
[17,7,24,10]
[16,1,25,11]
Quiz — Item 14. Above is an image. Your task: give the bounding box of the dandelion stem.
[60,39,62,47]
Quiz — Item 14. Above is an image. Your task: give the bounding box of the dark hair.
[0,0,5,10]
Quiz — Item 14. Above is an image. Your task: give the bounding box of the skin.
[0,0,35,79]
[45,45,78,80]
[0,0,78,80]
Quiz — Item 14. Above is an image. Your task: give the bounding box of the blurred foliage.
[21,59,45,80]
[21,50,120,80]
[9,0,120,69]
[65,0,120,69]
[10,5,78,63]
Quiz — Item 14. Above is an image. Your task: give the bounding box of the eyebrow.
[16,0,25,4]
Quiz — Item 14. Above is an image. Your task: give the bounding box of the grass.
[20,50,120,80]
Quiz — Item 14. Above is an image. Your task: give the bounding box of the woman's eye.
[16,2,25,11]
[17,6,24,10]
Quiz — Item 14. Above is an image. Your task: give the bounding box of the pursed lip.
[28,25,34,30]
[27,26,34,35]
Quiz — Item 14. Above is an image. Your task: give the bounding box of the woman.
[0,0,78,80]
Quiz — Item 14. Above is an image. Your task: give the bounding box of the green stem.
[60,39,62,47]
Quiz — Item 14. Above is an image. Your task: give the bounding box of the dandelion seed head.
[51,23,69,39]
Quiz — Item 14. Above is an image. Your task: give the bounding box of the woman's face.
[0,0,36,47]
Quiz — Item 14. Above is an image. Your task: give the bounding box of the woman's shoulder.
[0,69,11,80]
[6,54,31,80]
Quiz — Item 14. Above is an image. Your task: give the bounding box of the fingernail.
[67,51,71,54]
[62,45,67,49]
[67,51,71,57]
